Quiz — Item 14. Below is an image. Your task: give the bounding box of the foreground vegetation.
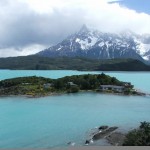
[123,122,150,146]
[0,55,150,71]
[0,73,134,97]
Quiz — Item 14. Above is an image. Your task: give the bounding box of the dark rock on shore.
[85,140,90,145]
[99,126,109,130]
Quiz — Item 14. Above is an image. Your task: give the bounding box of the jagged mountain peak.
[37,26,150,62]
[78,24,89,33]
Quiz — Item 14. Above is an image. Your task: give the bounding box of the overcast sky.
[0,0,150,57]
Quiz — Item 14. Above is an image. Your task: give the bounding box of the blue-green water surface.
[0,70,150,148]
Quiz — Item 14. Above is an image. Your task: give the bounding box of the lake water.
[0,70,150,148]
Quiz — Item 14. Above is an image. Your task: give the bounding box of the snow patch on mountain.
[136,43,150,55]
[57,46,63,51]
[133,36,150,61]
[143,56,149,61]
[98,42,105,47]
[75,36,98,50]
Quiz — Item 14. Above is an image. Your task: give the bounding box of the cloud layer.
[0,0,150,57]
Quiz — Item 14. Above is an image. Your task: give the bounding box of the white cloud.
[20,0,150,34]
[0,44,47,58]
[0,0,150,57]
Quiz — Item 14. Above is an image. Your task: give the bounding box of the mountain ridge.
[0,55,150,71]
[37,25,150,62]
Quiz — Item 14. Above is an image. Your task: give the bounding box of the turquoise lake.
[0,70,150,148]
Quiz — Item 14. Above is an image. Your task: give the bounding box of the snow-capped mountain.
[37,25,150,62]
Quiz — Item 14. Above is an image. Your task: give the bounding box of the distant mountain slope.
[37,25,150,62]
[0,56,150,71]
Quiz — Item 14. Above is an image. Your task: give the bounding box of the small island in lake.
[0,73,145,97]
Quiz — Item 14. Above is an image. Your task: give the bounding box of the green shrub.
[123,122,150,146]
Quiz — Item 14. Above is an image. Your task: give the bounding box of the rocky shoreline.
[0,89,148,99]
[85,125,126,146]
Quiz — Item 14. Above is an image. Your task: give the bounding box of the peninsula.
[0,73,144,97]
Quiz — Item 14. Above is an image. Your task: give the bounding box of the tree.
[54,80,64,89]
[68,86,79,93]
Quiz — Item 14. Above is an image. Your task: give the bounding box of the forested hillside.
[0,55,150,71]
